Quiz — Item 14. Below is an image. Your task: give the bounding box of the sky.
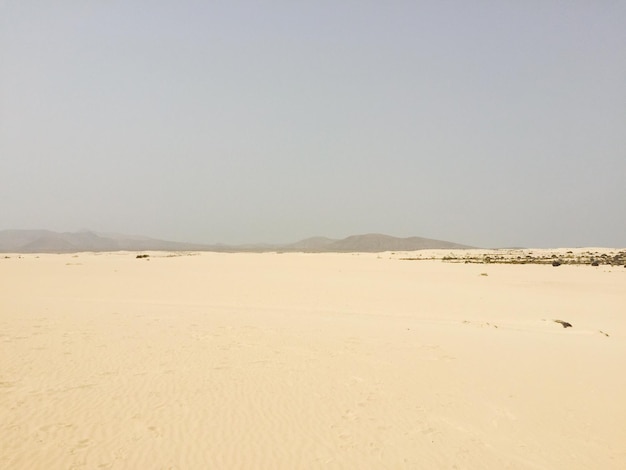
[1,1,625,247]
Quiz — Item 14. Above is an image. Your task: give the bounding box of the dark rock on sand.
[554,320,573,328]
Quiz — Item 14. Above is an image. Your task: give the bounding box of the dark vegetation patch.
[401,250,626,266]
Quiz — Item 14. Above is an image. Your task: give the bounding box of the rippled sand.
[1,251,625,469]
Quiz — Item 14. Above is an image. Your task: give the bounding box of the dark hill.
[0,230,473,253]
[283,233,472,252]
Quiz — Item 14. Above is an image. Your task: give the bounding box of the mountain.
[0,230,473,253]
[0,230,210,253]
[282,233,471,252]
[281,236,337,251]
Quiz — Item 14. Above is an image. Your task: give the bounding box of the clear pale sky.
[1,1,625,247]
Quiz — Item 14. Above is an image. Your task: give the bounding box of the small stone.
[554,319,572,328]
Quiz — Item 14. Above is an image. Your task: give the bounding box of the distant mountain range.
[0,229,473,253]
[281,234,472,252]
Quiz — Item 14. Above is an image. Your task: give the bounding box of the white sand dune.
[1,251,625,469]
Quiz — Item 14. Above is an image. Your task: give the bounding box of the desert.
[1,249,625,469]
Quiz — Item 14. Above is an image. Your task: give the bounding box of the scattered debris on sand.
[554,319,573,328]
[402,249,626,267]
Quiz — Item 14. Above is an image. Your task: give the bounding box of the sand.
[1,250,625,469]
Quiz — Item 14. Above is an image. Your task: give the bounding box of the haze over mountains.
[0,230,472,254]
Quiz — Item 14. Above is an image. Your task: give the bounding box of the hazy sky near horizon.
[1,1,625,247]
